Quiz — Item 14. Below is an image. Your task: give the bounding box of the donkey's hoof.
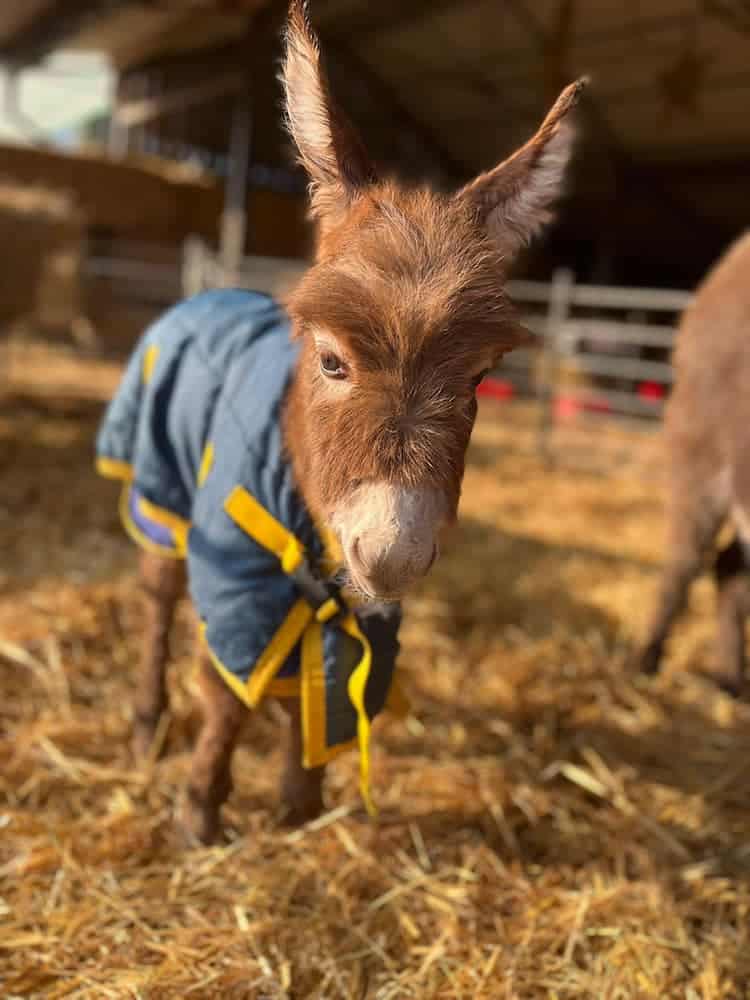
[277,768,325,827]
[178,790,223,846]
[276,793,325,829]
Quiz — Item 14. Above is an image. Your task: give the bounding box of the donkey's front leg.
[277,698,325,825]
[131,551,185,760]
[181,656,246,845]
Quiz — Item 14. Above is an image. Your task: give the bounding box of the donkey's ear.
[282,0,376,221]
[456,78,587,261]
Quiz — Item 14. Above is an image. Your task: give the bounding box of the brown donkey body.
[638,232,750,693]
[130,0,585,842]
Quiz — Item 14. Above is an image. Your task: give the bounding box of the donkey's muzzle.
[331,482,445,601]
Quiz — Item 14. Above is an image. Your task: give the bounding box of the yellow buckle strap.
[341,612,377,817]
[225,485,306,573]
[245,599,312,705]
[97,456,134,482]
[223,483,379,816]
[200,598,313,709]
[315,597,340,624]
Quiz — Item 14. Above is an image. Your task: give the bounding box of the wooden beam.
[501,0,732,248]
[114,70,245,127]
[220,88,253,273]
[0,0,127,66]
[321,0,468,43]
[218,4,285,269]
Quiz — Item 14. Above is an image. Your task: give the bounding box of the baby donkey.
[97,0,586,842]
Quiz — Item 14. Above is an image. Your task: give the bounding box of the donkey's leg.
[712,537,749,697]
[638,484,724,676]
[181,655,246,845]
[277,698,325,825]
[131,551,186,760]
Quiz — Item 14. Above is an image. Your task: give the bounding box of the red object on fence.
[476,378,515,401]
[554,393,611,421]
[638,381,665,402]
[554,395,580,420]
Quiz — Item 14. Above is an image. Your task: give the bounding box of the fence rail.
[5,234,688,467]
[179,238,692,463]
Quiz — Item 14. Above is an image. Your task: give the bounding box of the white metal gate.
[181,237,691,463]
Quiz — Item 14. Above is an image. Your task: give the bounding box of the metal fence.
[181,237,691,462]
[85,236,183,309]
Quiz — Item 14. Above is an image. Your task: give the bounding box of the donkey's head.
[282,0,585,601]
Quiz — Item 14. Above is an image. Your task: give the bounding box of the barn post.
[219,85,253,283]
[537,267,574,463]
[108,74,128,158]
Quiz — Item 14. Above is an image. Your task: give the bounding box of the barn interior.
[1,0,749,288]
[3,4,750,999]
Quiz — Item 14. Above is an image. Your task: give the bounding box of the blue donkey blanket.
[96,289,403,808]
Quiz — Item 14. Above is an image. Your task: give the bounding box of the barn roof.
[2,1,747,167]
[1,0,747,283]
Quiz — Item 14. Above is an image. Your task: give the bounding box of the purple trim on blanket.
[129,488,178,550]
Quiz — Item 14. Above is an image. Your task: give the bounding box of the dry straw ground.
[2,346,750,999]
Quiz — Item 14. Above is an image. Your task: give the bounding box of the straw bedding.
[2,348,750,999]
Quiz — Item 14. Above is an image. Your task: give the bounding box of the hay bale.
[0,181,86,339]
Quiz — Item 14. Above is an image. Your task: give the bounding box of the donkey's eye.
[320,351,347,379]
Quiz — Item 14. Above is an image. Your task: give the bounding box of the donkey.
[98,0,586,844]
[638,232,750,694]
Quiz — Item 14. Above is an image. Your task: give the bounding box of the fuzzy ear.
[456,78,587,261]
[282,0,376,220]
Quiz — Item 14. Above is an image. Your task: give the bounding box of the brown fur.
[130,551,185,761]
[281,0,586,528]
[133,1,585,842]
[638,233,750,692]
[283,187,524,518]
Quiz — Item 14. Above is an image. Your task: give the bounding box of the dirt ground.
[2,348,750,999]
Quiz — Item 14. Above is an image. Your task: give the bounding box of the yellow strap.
[246,599,313,705]
[224,485,305,573]
[200,623,259,707]
[299,623,356,767]
[200,599,312,709]
[342,613,377,817]
[197,441,214,487]
[142,344,159,384]
[97,456,134,482]
[266,676,301,698]
[315,597,340,623]
[300,622,326,768]
[225,483,379,815]
[315,520,344,575]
